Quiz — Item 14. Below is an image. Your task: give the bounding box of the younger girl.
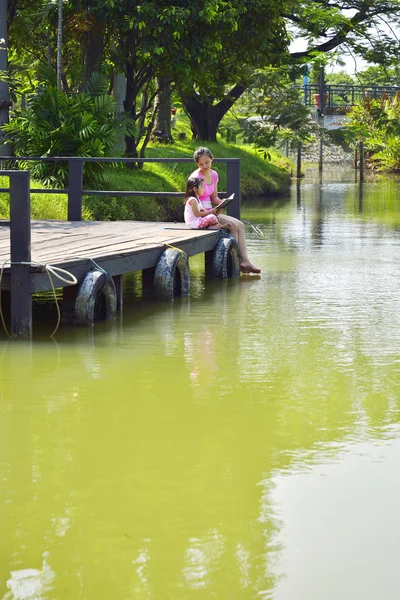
[184,177,229,230]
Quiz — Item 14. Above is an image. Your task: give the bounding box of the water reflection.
[2,169,400,598]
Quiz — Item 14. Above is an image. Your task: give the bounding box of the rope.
[0,260,78,338]
[71,256,108,276]
[164,243,185,255]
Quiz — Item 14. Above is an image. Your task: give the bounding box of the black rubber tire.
[75,270,117,325]
[211,237,240,279]
[154,248,190,300]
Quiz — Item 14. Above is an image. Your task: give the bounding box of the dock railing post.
[10,171,32,338]
[68,158,83,221]
[226,158,240,220]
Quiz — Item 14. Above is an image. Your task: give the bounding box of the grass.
[0,111,293,221]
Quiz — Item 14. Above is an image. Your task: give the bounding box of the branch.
[215,83,247,121]
[289,2,398,59]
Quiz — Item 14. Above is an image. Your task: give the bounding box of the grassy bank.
[0,138,292,221]
[86,137,292,221]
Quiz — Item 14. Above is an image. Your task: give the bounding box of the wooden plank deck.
[0,220,220,292]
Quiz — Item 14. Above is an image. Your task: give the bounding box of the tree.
[151,76,173,143]
[356,65,400,87]
[344,94,400,171]
[57,0,63,89]
[289,0,400,63]
[0,0,10,155]
[178,0,288,141]
[178,0,400,141]
[3,71,135,186]
[241,67,320,151]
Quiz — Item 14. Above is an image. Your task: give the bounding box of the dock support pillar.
[205,249,214,278]
[142,266,156,296]
[62,284,78,323]
[113,275,124,309]
[10,171,32,338]
[226,159,241,220]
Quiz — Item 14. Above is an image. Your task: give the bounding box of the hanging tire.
[74,270,117,325]
[154,248,190,300]
[212,237,240,279]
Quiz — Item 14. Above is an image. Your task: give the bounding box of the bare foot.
[240,261,261,274]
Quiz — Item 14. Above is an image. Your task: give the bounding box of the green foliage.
[325,72,355,86]
[2,71,135,187]
[238,67,319,151]
[344,94,400,171]
[356,65,400,86]
[0,176,92,220]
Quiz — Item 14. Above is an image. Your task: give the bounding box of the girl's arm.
[189,198,217,217]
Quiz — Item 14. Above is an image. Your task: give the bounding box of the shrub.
[2,72,134,188]
[344,94,400,171]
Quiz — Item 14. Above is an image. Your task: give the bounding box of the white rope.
[0,260,77,338]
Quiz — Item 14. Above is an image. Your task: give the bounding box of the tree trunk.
[0,0,10,157]
[113,72,126,153]
[182,84,247,141]
[152,76,173,142]
[137,89,148,139]
[56,0,63,90]
[82,21,105,87]
[124,61,138,160]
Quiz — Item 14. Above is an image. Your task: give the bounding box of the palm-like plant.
[3,70,135,187]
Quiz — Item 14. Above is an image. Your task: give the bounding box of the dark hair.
[185,177,204,200]
[193,146,213,163]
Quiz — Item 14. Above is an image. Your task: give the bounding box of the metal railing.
[298,84,400,108]
[0,156,241,220]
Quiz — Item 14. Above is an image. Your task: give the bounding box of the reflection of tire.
[154,248,190,300]
[75,270,117,325]
[212,237,240,279]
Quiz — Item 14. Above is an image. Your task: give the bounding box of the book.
[215,193,234,212]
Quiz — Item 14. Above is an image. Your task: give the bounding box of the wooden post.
[62,285,78,324]
[359,140,365,182]
[142,266,156,296]
[204,249,214,278]
[68,159,83,221]
[297,144,302,178]
[9,171,32,338]
[112,275,124,310]
[318,137,323,172]
[226,159,240,220]
[319,66,325,115]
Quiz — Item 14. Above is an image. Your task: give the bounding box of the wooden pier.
[0,168,241,338]
[0,219,220,292]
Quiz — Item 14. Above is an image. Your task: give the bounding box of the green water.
[2,168,400,599]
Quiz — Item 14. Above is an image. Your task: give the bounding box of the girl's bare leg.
[217,215,261,273]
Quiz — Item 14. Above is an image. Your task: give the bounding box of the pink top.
[184,196,203,229]
[190,168,218,210]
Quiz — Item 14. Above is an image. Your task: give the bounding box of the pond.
[1,167,400,599]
